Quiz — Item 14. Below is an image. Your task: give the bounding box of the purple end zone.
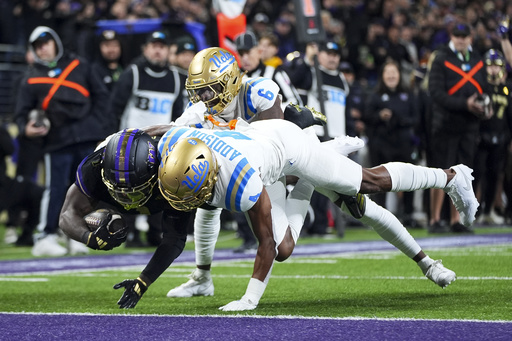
[0,234,511,275]
[0,313,511,341]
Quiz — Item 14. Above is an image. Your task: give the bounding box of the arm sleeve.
[139,210,192,284]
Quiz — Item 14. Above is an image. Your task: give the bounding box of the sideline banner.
[217,13,246,63]
[213,0,247,19]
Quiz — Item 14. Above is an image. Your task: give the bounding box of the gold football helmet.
[186,47,245,115]
[158,138,219,211]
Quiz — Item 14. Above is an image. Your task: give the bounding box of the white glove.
[219,295,258,311]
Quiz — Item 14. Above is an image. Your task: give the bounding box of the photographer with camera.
[427,23,490,233]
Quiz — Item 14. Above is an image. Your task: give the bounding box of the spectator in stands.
[92,30,124,93]
[474,49,512,225]
[109,30,184,246]
[250,12,271,38]
[273,15,297,60]
[235,31,302,108]
[288,40,353,236]
[365,59,420,228]
[15,26,110,256]
[258,33,282,68]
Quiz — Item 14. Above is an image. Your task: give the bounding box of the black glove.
[113,277,148,309]
[83,214,127,251]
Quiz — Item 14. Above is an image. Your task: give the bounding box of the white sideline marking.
[0,278,48,282]
[0,311,511,324]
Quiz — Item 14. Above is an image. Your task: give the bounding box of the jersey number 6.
[257,89,274,101]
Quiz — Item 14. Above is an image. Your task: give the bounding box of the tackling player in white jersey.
[158,119,478,311]
[158,47,468,306]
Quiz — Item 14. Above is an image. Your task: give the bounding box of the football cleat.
[283,103,327,129]
[31,234,67,257]
[4,228,18,244]
[444,164,479,227]
[167,270,214,298]
[68,239,90,255]
[424,260,456,289]
[306,105,327,126]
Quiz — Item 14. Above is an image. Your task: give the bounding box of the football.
[84,208,126,233]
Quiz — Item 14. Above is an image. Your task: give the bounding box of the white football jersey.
[158,120,363,212]
[174,76,280,129]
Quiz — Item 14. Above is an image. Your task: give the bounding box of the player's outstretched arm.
[219,188,275,311]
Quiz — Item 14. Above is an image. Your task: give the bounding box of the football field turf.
[0,227,511,340]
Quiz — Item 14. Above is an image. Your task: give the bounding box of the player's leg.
[166,207,221,298]
[360,163,478,226]
[314,187,457,288]
[354,197,456,288]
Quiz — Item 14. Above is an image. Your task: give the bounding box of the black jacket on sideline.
[428,45,488,134]
[15,52,110,152]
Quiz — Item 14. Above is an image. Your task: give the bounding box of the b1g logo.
[135,95,172,114]
[209,50,235,73]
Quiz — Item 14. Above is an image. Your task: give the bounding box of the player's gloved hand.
[113,277,148,309]
[83,213,127,250]
[218,295,258,311]
[498,17,509,39]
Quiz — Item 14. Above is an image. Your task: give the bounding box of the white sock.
[194,207,222,266]
[352,197,421,258]
[286,179,315,242]
[383,162,447,192]
[417,256,434,275]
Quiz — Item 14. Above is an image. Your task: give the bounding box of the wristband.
[244,278,267,305]
[82,231,92,245]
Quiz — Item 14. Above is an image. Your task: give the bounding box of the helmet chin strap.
[206,114,238,130]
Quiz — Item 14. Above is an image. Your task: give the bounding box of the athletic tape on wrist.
[244,278,266,305]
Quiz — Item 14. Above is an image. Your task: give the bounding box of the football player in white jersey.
[159,47,465,304]
[146,47,325,298]
[158,119,478,311]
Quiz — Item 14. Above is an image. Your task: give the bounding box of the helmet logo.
[182,159,209,193]
[209,50,235,73]
[147,141,157,164]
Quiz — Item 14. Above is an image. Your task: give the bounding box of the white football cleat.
[167,270,214,297]
[31,234,67,257]
[425,260,456,289]
[4,228,18,244]
[444,164,479,226]
[68,239,90,255]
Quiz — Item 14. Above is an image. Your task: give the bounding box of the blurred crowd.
[1,1,511,86]
[1,0,512,256]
